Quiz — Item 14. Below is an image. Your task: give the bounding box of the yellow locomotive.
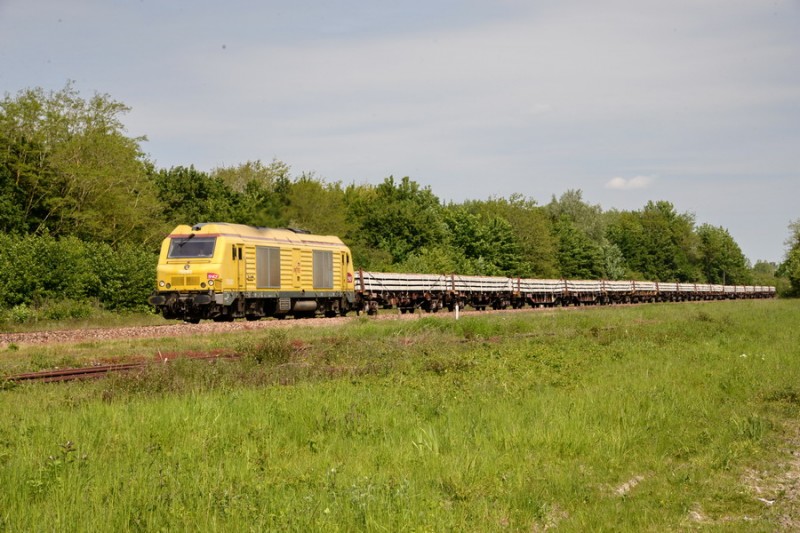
[148,223,356,322]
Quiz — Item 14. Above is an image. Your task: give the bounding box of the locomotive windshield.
[167,236,216,259]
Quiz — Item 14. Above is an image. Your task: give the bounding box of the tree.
[0,82,161,245]
[346,176,445,268]
[779,219,800,296]
[546,189,606,242]
[212,158,290,194]
[151,165,239,226]
[464,195,559,277]
[442,205,525,276]
[608,201,700,281]
[751,260,779,286]
[211,159,291,227]
[547,190,622,279]
[285,173,351,236]
[696,224,751,284]
[601,242,626,280]
[552,216,604,279]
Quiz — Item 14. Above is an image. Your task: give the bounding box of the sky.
[1,0,798,263]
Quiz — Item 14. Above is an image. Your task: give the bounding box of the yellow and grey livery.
[148,223,356,322]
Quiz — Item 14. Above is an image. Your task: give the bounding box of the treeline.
[0,84,795,316]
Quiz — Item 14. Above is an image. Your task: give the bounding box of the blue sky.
[1,0,798,263]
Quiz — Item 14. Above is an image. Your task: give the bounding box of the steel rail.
[4,353,238,383]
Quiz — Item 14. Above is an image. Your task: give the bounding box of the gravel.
[0,316,355,348]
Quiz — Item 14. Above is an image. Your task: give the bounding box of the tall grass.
[1,300,798,531]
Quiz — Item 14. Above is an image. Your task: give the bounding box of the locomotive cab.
[148,227,227,321]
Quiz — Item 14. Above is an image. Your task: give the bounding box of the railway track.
[0,300,735,350]
[0,301,762,383]
[4,353,238,383]
[0,306,545,349]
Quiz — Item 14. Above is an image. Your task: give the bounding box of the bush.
[89,242,157,311]
[0,233,157,313]
[6,303,33,324]
[236,332,293,365]
[39,299,96,321]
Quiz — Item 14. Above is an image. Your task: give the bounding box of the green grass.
[1,300,799,531]
[0,304,163,333]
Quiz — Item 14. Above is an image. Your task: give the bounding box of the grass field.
[1,300,799,531]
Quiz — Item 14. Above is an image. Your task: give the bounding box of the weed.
[8,304,33,324]
[236,331,293,365]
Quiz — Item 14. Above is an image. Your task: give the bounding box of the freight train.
[148,223,776,322]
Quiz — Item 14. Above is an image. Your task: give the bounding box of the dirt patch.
[614,475,645,497]
[742,421,800,529]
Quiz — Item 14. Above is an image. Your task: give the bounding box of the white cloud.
[605,176,655,190]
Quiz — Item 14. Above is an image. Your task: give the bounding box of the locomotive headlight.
[165,283,171,289]
[208,280,215,287]
[200,282,207,288]
[159,281,165,287]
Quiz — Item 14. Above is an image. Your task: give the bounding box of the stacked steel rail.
[355,270,775,314]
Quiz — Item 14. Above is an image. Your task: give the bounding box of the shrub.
[236,331,293,365]
[6,303,33,324]
[0,233,157,313]
[39,299,96,321]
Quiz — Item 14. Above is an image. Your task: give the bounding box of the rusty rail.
[4,353,238,383]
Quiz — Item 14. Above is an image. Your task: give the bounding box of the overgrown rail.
[4,353,238,383]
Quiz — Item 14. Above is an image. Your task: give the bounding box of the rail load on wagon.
[352,272,775,315]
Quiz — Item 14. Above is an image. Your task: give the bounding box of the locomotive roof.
[168,223,347,247]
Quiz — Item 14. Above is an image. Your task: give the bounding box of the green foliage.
[442,205,526,276]
[88,241,158,311]
[547,191,630,280]
[347,176,446,267]
[151,165,240,225]
[236,331,293,365]
[601,242,626,280]
[607,200,701,281]
[552,216,604,279]
[697,224,752,284]
[475,195,559,277]
[395,245,461,274]
[0,82,162,245]
[5,303,33,324]
[285,173,352,236]
[546,189,607,242]
[779,219,800,296]
[38,299,96,321]
[0,233,155,313]
[212,159,292,227]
